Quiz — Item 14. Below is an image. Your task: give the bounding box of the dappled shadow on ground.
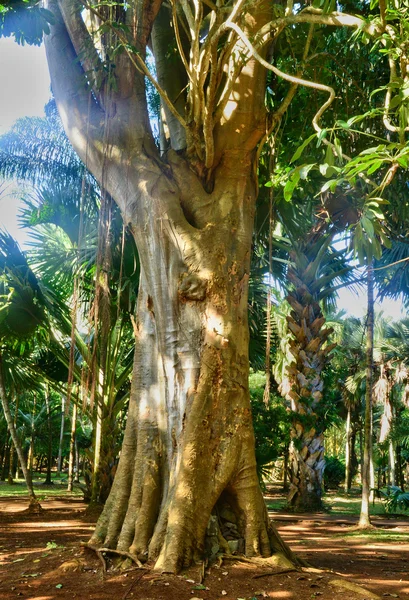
[0,495,408,600]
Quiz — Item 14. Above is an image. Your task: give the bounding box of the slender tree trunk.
[67,402,77,492]
[2,441,10,480]
[358,263,374,528]
[389,441,396,487]
[57,396,65,474]
[7,394,19,484]
[74,438,80,484]
[44,388,53,485]
[369,396,375,503]
[345,407,352,493]
[283,444,289,492]
[28,393,37,474]
[90,389,103,503]
[396,446,404,491]
[0,354,41,511]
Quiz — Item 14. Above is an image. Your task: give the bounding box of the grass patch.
[336,529,408,543]
[325,492,409,517]
[266,498,288,511]
[0,476,83,499]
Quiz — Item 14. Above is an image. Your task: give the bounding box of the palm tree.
[284,225,355,511]
[1,106,139,502]
[0,232,48,511]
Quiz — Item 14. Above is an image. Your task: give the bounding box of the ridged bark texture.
[285,254,335,512]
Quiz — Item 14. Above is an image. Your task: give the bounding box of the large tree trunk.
[89,163,297,572]
[44,0,300,573]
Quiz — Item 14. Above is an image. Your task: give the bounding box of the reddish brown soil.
[1,495,408,600]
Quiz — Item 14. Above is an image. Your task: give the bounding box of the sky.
[0,37,405,321]
[0,37,51,246]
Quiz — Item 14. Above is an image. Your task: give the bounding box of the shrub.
[324,456,345,489]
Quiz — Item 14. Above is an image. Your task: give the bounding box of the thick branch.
[224,22,335,134]
[43,0,104,165]
[258,9,381,39]
[58,0,105,103]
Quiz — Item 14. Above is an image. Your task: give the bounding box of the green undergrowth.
[0,474,83,499]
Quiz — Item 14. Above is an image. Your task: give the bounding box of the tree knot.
[178,272,207,301]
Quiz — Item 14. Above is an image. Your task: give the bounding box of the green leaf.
[320,179,339,193]
[299,164,315,179]
[316,129,327,147]
[283,170,301,202]
[366,159,383,174]
[325,144,334,166]
[290,134,316,163]
[396,155,409,168]
[389,95,402,109]
[361,215,374,239]
[336,120,350,129]
[56,584,63,589]
[334,137,343,160]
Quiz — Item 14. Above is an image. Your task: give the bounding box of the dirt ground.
[0,494,408,600]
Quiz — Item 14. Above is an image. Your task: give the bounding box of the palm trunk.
[0,441,8,480]
[57,396,65,473]
[7,394,19,484]
[286,290,333,512]
[90,391,103,503]
[44,388,53,485]
[358,262,374,528]
[389,440,396,487]
[67,402,77,492]
[283,444,289,492]
[28,393,37,474]
[345,406,352,493]
[0,354,41,511]
[74,438,80,483]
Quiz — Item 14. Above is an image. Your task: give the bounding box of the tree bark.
[0,354,41,511]
[358,263,374,528]
[89,166,298,572]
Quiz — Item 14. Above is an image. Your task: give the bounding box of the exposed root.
[99,547,144,568]
[347,523,377,532]
[82,543,145,571]
[25,498,43,515]
[84,543,107,573]
[253,568,298,579]
[329,578,381,599]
